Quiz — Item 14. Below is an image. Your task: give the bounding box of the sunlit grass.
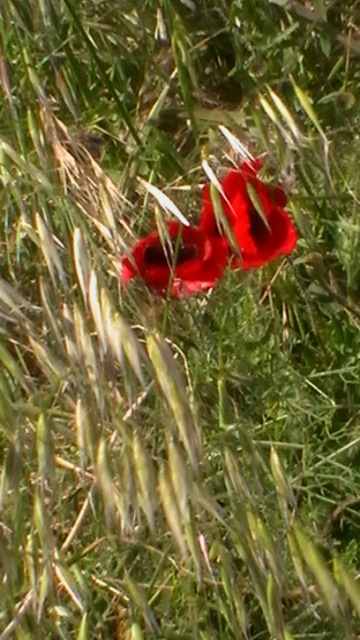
[1,1,360,639]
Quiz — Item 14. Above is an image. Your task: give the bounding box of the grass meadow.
[1,1,360,638]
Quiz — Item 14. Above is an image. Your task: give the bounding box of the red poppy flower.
[199,159,298,270]
[121,221,228,298]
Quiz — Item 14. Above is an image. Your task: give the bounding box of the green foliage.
[1,0,360,638]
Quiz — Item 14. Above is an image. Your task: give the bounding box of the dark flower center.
[249,208,270,242]
[145,242,198,267]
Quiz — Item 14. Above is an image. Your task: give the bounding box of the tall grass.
[1,1,360,638]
